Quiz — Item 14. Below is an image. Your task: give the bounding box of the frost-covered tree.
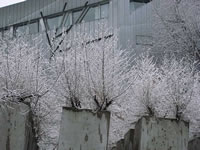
[130,54,198,119]
[0,32,60,149]
[108,53,200,147]
[54,25,134,111]
[152,0,200,62]
[0,35,48,103]
[127,53,200,140]
[41,23,200,147]
[0,22,200,149]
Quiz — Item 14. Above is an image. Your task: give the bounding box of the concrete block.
[124,129,134,150]
[0,104,9,150]
[111,146,117,150]
[133,117,189,150]
[58,107,111,150]
[0,102,37,150]
[116,139,124,150]
[188,137,200,150]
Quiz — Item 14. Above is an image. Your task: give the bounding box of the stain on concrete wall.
[133,117,189,150]
[58,107,110,150]
[0,102,37,150]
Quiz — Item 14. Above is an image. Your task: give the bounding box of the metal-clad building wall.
[109,0,153,50]
[0,0,105,28]
[0,0,154,50]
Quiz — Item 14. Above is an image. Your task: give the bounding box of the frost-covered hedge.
[0,29,200,149]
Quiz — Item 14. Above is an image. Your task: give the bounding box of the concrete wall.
[188,137,200,150]
[124,129,134,150]
[133,117,189,150]
[58,107,110,150]
[0,101,37,150]
[116,139,124,150]
[113,129,134,150]
[111,146,117,150]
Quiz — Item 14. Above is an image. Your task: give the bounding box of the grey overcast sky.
[0,0,26,8]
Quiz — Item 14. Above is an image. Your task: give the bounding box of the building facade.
[0,0,154,51]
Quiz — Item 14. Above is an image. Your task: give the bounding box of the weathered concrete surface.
[133,117,189,150]
[124,129,134,150]
[58,107,111,150]
[116,139,124,150]
[0,101,38,150]
[188,137,200,150]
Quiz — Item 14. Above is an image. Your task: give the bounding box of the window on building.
[39,19,45,32]
[73,10,82,24]
[130,0,151,12]
[82,6,100,22]
[15,24,29,36]
[1,28,11,38]
[15,21,40,36]
[100,3,109,19]
[47,15,62,30]
[29,22,39,34]
[81,3,109,23]
[63,13,72,27]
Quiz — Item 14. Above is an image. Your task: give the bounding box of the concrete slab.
[58,107,111,150]
[111,146,117,150]
[0,103,9,150]
[0,102,37,150]
[124,129,134,150]
[116,139,124,150]
[188,137,200,150]
[133,117,189,150]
